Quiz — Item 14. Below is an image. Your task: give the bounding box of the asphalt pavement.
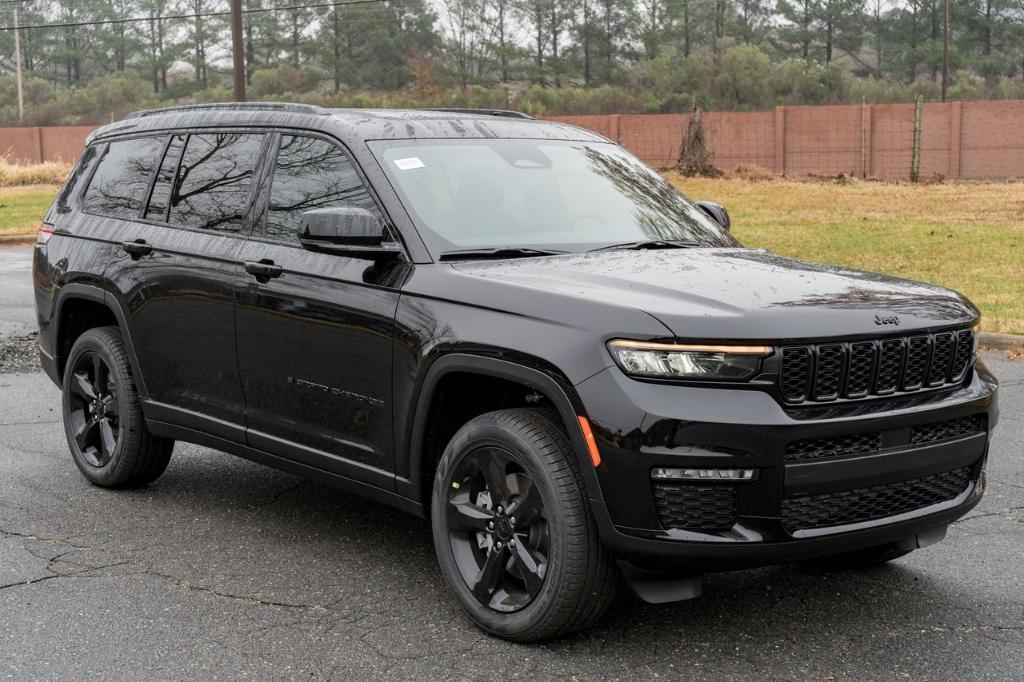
[1,245,1022,680]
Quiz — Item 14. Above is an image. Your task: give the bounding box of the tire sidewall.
[61,330,131,486]
[431,414,575,638]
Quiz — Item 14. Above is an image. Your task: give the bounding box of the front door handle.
[121,239,153,258]
[244,259,283,282]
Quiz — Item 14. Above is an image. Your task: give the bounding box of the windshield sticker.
[394,157,426,170]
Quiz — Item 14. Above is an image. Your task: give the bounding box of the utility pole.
[229,0,246,102]
[941,0,949,102]
[12,5,24,122]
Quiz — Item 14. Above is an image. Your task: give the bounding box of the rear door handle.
[121,239,153,258]
[244,259,283,281]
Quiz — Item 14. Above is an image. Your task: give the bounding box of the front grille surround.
[777,327,975,404]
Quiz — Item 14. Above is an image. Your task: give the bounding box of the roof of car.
[88,103,609,148]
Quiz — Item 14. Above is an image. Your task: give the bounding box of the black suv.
[33,104,998,641]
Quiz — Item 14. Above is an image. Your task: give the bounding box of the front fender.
[397,353,604,506]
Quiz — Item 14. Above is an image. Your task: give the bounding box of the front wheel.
[431,408,617,642]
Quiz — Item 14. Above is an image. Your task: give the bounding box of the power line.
[0,0,391,32]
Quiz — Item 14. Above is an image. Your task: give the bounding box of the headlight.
[607,340,773,381]
[972,321,981,358]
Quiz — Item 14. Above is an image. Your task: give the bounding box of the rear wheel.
[431,408,616,642]
[62,326,173,487]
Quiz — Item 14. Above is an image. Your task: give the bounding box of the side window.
[266,135,377,243]
[168,132,264,233]
[82,136,166,220]
[48,144,100,220]
[144,135,186,222]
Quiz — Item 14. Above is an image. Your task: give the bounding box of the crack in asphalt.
[252,479,307,510]
[0,526,94,550]
[148,571,327,610]
[0,546,131,593]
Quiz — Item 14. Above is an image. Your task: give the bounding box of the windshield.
[370,139,739,256]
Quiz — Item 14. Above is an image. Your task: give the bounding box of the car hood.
[450,248,978,341]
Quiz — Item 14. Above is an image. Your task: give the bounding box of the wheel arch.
[401,353,604,508]
[53,284,149,398]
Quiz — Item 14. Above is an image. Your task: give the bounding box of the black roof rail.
[424,108,534,120]
[125,102,329,119]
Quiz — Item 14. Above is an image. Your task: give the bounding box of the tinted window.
[168,133,264,233]
[82,137,165,220]
[266,135,376,243]
[49,144,100,219]
[144,135,186,222]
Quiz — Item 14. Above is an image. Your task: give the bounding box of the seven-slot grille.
[778,328,975,404]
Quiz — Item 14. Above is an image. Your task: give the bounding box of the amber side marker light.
[577,416,601,467]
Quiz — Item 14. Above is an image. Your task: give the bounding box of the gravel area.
[0,331,41,374]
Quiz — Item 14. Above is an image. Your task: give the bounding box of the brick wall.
[0,126,96,165]
[2,100,1022,180]
[549,100,1024,180]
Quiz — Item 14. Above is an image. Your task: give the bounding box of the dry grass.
[0,158,72,188]
[667,173,1024,335]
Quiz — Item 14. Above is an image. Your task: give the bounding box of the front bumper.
[576,360,998,572]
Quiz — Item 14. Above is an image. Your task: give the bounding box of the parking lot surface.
[0,246,1021,680]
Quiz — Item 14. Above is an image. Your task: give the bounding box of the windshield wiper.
[588,239,700,252]
[439,247,568,261]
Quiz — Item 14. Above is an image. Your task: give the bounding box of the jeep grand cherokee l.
[33,104,998,642]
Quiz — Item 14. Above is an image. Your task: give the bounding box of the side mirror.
[696,201,730,232]
[298,207,403,261]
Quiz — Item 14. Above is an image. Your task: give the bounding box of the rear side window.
[168,133,264,233]
[46,144,100,222]
[82,137,166,220]
[144,135,186,222]
[265,135,376,243]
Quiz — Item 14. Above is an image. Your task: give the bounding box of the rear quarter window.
[45,144,100,224]
[82,136,166,220]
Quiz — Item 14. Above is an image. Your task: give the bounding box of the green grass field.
[2,177,1022,333]
[0,185,59,239]
[668,175,1024,335]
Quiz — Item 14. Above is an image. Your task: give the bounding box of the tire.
[808,542,914,570]
[430,408,617,642]
[61,326,174,488]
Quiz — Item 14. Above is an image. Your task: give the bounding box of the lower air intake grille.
[782,467,971,533]
[911,415,985,445]
[653,483,737,532]
[785,432,882,463]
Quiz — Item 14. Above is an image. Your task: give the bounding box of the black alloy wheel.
[66,350,121,467]
[61,326,174,488]
[431,408,617,642]
[445,446,549,612]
